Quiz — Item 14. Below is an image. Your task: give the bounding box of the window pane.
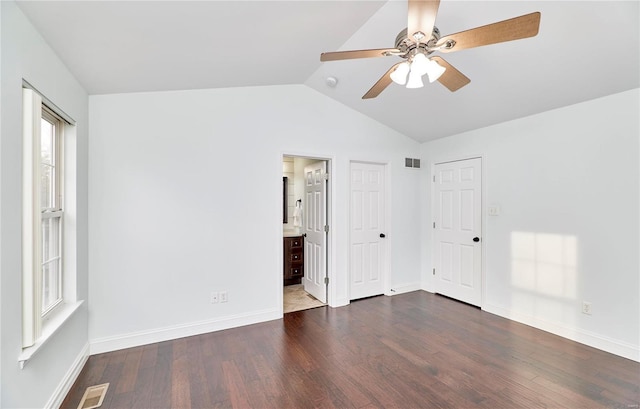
[42,217,49,261]
[41,163,54,209]
[41,118,54,165]
[39,111,63,316]
[42,217,60,262]
[42,260,60,312]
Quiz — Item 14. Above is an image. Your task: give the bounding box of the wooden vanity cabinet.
[284,235,304,286]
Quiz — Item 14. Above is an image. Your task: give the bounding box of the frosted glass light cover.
[410,53,429,76]
[426,59,446,83]
[390,62,410,85]
[406,69,424,89]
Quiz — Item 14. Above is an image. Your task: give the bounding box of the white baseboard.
[90,308,281,355]
[45,342,89,409]
[387,282,421,296]
[483,303,640,362]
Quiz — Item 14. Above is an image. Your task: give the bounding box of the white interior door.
[303,161,327,303]
[433,158,482,306]
[350,162,386,300]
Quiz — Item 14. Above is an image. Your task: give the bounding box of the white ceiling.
[16,1,640,143]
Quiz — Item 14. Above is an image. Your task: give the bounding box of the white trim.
[483,303,640,362]
[384,162,392,299]
[44,343,89,409]
[280,152,337,308]
[480,155,487,310]
[386,282,421,296]
[19,301,84,368]
[90,308,281,355]
[22,79,76,125]
[23,88,43,347]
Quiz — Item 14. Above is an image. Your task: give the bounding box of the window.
[40,107,64,315]
[21,87,80,359]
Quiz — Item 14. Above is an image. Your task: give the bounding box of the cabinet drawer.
[287,237,303,248]
[283,235,304,283]
[289,266,303,278]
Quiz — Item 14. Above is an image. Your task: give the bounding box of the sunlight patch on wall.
[510,232,578,319]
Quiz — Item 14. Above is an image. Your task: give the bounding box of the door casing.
[280,153,334,312]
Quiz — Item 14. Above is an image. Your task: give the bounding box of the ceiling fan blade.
[362,63,403,99]
[320,48,400,62]
[430,56,470,92]
[407,0,441,42]
[436,12,541,53]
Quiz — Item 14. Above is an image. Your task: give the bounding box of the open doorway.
[282,155,329,313]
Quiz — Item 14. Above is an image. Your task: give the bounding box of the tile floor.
[283,284,325,313]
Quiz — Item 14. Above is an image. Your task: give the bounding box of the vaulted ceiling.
[16,1,640,142]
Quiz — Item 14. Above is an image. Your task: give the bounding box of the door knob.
[380,233,386,238]
[473,237,480,242]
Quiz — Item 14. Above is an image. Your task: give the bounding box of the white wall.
[421,89,640,361]
[1,2,89,408]
[88,85,422,352]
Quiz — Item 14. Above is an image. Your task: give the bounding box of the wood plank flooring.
[62,291,640,408]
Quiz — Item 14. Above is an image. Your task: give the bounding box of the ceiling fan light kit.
[390,51,446,88]
[320,0,541,99]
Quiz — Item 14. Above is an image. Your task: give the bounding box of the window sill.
[18,300,84,369]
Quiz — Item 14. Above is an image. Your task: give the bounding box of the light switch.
[488,205,500,216]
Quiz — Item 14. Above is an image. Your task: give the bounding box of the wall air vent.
[405,158,421,169]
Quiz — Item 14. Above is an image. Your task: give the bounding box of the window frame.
[40,106,64,318]
[20,84,82,368]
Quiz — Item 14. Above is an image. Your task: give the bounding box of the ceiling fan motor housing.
[395,26,441,58]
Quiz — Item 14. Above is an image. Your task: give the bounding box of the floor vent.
[77,383,109,409]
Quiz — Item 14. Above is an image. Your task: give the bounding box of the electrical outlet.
[220,291,228,303]
[582,301,592,315]
[211,292,219,304]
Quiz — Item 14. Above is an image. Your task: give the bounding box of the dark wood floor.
[62,291,639,408]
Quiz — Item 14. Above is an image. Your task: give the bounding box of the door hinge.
[433,268,435,275]
[324,277,329,285]
[323,173,329,181]
[324,225,329,233]
[433,175,435,182]
[433,222,435,228]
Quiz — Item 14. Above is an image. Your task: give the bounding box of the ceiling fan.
[320,0,541,99]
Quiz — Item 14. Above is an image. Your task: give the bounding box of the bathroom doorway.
[282,155,330,313]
